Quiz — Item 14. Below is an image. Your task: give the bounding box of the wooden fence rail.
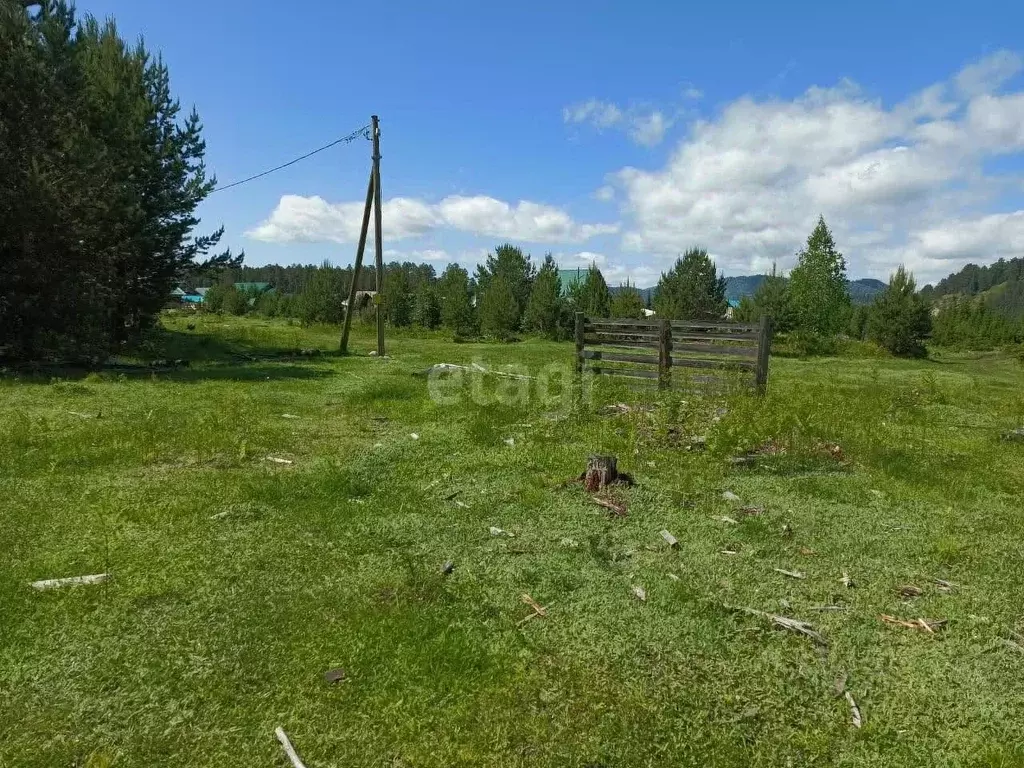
[575,313,773,393]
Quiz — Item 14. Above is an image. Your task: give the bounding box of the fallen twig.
[880,614,947,633]
[592,496,627,517]
[845,691,862,728]
[740,505,764,517]
[517,593,549,626]
[265,456,293,465]
[724,604,827,646]
[810,604,849,612]
[897,584,923,598]
[934,578,959,593]
[275,726,308,768]
[31,573,109,591]
[774,568,806,580]
[714,515,739,525]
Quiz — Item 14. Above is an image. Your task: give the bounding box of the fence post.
[755,314,773,394]
[574,313,585,375]
[658,318,672,390]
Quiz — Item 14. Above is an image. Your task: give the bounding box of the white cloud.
[594,185,615,202]
[629,111,669,147]
[248,194,617,246]
[610,50,1024,282]
[563,99,675,146]
[562,100,623,129]
[954,50,1022,97]
[682,84,703,100]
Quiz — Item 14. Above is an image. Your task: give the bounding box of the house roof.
[195,287,210,297]
[557,268,586,296]
[170,287,187,296]
[233,282,273,292]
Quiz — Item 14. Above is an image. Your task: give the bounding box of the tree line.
[210,217,938,358]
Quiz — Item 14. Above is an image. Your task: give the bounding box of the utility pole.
[339,115,385,356]
[339,169,374,354]
[371,115,385,356]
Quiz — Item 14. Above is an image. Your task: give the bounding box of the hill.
[922,257,1024,320]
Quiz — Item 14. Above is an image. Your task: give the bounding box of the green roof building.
[557,268,586,297]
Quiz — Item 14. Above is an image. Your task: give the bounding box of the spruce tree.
[788,216,850,337]
[610,283,645,319]
[578,264,611,318]
[479,276,519,339]
[437,263,476,334]
[653,248,727,320]
[867,266,931,357]
[523,255,563,337]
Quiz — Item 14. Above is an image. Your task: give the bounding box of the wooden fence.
[574,313,773,393]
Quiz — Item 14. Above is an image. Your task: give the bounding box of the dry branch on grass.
[31,573,108,590]
[879,614,947,633]
[518,593,549,626]
[845,691,863,728]
[265,455,293,465]
[592,496,628,517]
[275,726,308,768]
[724,604,827,646]
[774,568,806,580]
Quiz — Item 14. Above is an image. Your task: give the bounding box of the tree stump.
[584,455,619,492]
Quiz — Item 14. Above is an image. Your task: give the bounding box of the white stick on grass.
[275,726,308,768]
[31,573,109,591]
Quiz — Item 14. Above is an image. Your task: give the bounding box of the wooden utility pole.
[371,115,385,357]
[339,115,385,356]
[339,170,375,354]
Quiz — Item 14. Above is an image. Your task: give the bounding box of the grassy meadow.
[2,313,1024,767]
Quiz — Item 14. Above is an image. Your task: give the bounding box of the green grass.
[2,314,1024,767]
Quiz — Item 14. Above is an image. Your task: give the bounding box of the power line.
[211,124,371,193]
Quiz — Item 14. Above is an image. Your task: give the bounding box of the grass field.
[3,314,1024,767]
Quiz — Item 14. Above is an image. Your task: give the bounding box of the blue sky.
[86,0,1024,286]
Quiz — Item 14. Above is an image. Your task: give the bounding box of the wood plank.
[671,321,759,332]
[585,339,655,352]
[670,357,755,371]
[585,366,661,380]
[584,327,660,339]
[582,350,659,365]
[673,331,760,342]
[672,342,758,357]
[586,318,661,328]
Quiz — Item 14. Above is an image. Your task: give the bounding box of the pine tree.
[653,248,727,320]
[578,264,611,318]
[523,255,563,337]
[299,264,345,325]
[382,267,413,327]
[750,263,796,332]
[788,216,850,337]
[474,244,535,330]
[413,282,441,329]
[867,266,931,357]
[610,283,645,319]
[437,263,475,334]
[479,276,520,339]
[0,2,238,360]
